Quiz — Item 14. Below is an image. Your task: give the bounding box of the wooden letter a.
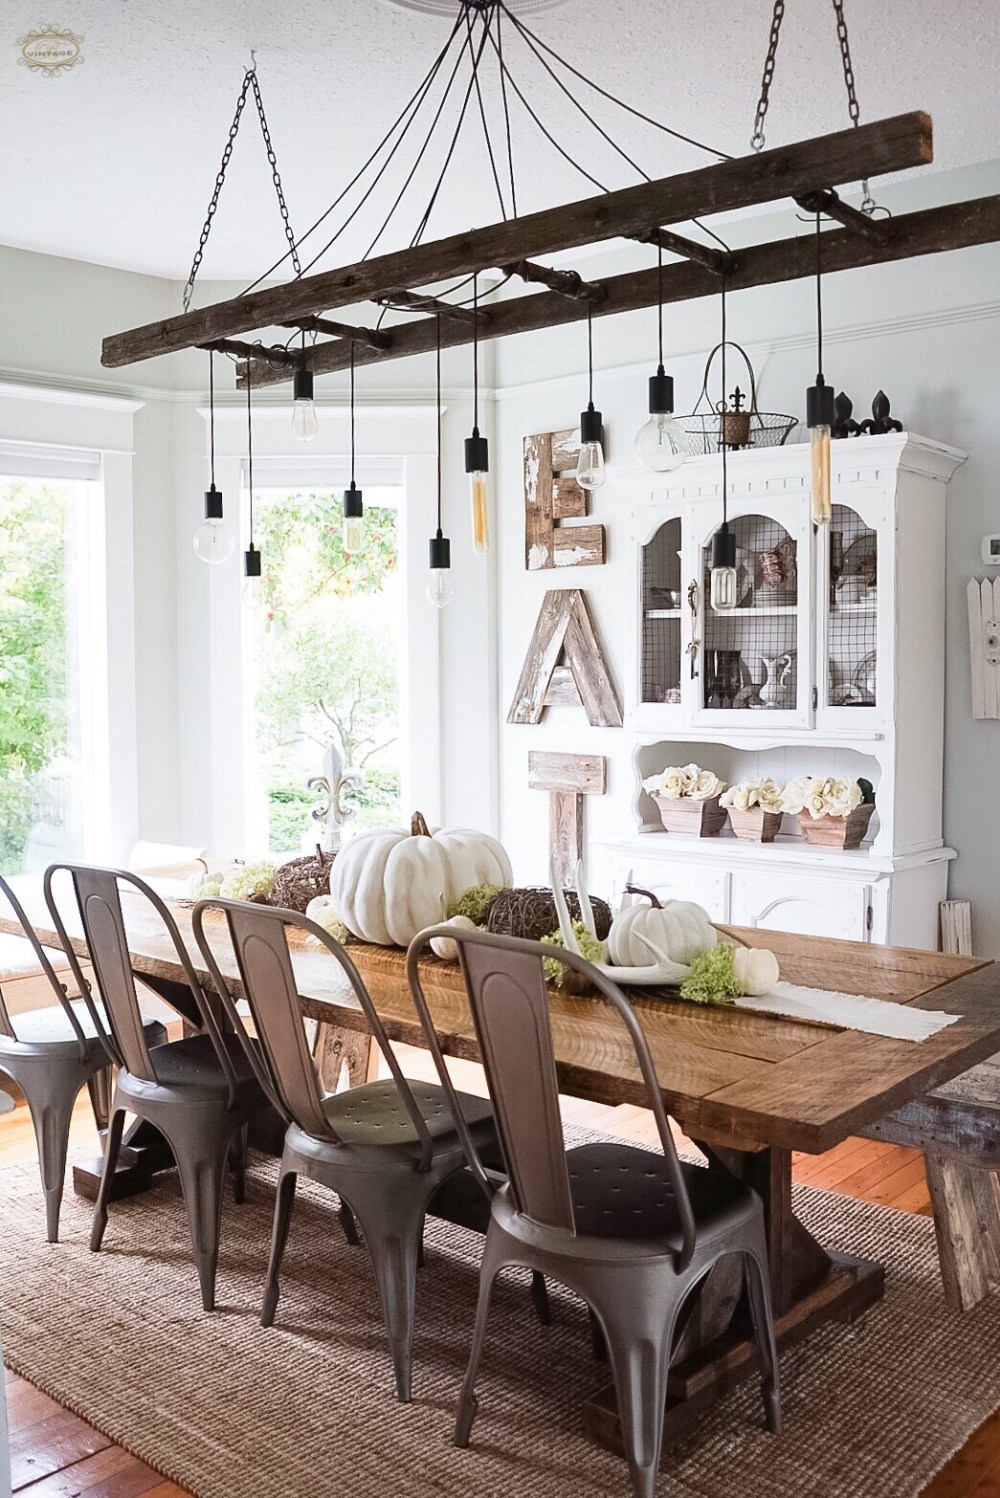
[507,588,622,727]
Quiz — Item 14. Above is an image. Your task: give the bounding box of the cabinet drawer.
[730,872,870,943]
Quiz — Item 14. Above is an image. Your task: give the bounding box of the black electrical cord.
[349,343,356,487]
[720,274,728,525]
[436,311,443,531]
[208,350,216,489]
[246,361,254,545]
[472,272,480,430]
[465,2,508,220]
[815,211,824,378]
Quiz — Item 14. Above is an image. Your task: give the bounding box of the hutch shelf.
[593,432,965,949]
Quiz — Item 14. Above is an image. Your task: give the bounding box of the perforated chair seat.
[122,1032,263,1103]
[566,1143,756,1244]
[0,1001,166,1055]
[318,1077,493,1156]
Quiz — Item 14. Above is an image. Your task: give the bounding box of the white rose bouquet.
[721,777,784,813]
[642,762,726,801]
[780,775,864,820]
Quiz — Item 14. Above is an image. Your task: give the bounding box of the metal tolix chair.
[192,896,498,1403]
[44,865,268,1309]
[0,873,167,1242]
[407,925,781,1498]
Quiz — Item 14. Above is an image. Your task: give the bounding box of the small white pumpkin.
[330,812,513,947]
[608,887,717,971]
[429,914,476,962]
[305,895,349,944]
[733,946,780,996]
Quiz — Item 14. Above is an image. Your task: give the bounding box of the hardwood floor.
[0,1047,993,1497]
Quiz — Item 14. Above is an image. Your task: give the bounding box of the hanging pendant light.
[576,303,605,491]
[243,365,262,609]
[807,212,834,526]
[427,312,453,609]
[634,243,687,473]
[343,346,364,552]
[710,278,737,613]
[193,351,236,564]
[292,334,318,442]
[464,272,489,554]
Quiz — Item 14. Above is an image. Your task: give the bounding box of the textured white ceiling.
[2,0,999,282]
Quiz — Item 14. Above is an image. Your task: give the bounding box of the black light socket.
[648,366,675,415]
[806,375,835,429]
[712,522,737,571]
[244,543,262,579]
[293,365,314,403]
[204,484,224,520]
[464,429,489,474]
[344,481,363,520]
[428,528,451,571]
[580,402,603,444]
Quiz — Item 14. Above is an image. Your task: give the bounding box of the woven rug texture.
[1,1151,998,1498]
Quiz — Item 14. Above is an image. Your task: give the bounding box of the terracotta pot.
[797,803,875,850]
[654,794,726,838]
[727,806,783,843]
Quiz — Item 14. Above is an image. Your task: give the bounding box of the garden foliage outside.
[252,488,401,854]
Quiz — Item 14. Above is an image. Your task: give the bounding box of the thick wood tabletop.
[3,876,996,1155]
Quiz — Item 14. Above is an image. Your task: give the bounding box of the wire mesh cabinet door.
[816,484,889,732]
[629,502,688,731]
[690,491,815,729]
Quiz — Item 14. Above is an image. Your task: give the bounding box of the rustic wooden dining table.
[4,873,1000,1453]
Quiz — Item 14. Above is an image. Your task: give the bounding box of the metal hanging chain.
[832,0,876,214]
[183,64,301,312]
[750,0,785,153]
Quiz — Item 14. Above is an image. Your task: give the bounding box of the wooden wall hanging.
[508,588,622,727]
[967,577,1000,719]
[528,751,607,889]
[524,429,606,570]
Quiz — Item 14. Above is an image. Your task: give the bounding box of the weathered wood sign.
[967,576,1000,719]
[525,429,606,571]
[528,750,607,887]
[507,588,622,727]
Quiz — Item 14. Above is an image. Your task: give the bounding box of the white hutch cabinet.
[592,432,965,950]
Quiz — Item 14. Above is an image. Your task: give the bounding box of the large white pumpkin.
[608,888,717,972]
[330,812,513,947]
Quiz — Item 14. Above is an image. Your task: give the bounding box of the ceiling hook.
[247,48,258,73]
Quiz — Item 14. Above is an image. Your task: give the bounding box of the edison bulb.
[634,413,687,473]
[343,514,364,551]
[810,425,832,525]
[242,574,262,609]
[193,518,235,565]
[576,441,606,491]
[292,400,318,442]
[469,472,489,554]
[710,565,738,612]
[427,567,454,609]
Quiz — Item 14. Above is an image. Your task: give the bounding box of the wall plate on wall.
[982,534,1000,565]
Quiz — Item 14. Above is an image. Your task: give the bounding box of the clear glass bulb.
[426,568,454,609]
[634,412,687,473]
[710,565,738,612]
[292,399,318,442]
[343,515,364,552]
[810,426,832,525]
[469,473,489,554]
[192,518,235,565]
[576,440,605,491]
[242,574,261,609]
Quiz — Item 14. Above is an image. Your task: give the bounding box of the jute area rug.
[1,1151,998,1498]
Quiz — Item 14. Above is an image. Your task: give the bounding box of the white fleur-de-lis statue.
[308,742,363,852]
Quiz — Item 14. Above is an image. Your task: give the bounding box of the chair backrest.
[43,864,240,1103]
[192,898,438,1168]
[0,874,91,1060]
[407,925,697,1266]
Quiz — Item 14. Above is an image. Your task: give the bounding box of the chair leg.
[169,1126,233,1313]
[338,1198,360,1246]
[22,1068,86,1245]
[261,1168,298,1328]
[351,1194,426,1404]
[594,1292,675,1498]
[228,1124,248,1205]
[530,1270,551,1326]
[86,1065,113,1132]
[90,1108,126,1251]
[743,1247,782,1435]
[454,1234,505,1449]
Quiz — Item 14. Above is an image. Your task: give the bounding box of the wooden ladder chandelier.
[101,1,999,387]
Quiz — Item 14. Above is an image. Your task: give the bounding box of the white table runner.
[734,980,963,1042]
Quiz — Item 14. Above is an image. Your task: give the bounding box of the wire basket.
[677,341,797,455]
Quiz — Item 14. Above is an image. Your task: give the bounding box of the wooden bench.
[862,1058,1000,1311]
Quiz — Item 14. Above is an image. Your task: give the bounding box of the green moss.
[447,883,505,923]
[680,945,746,1005]
[540,922,607,985]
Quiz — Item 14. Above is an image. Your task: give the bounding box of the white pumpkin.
[430,915,476,962]
[330,812,513,947]
[304,895,349,944]
[608,888,717,972]
[733,946,780,996]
